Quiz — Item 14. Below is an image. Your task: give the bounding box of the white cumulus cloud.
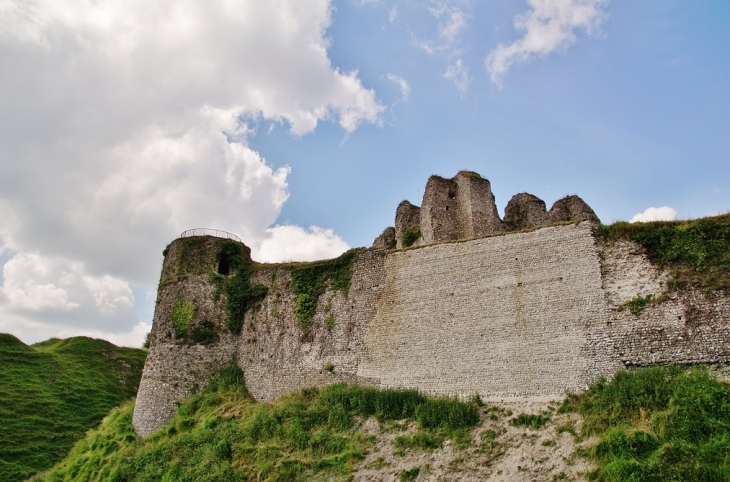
[255,225,351,263]
[486,0,608,87]
[0,0,382,346]
[630,206,678,223]
[1,253,80,312]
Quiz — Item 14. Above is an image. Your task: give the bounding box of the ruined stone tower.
[419,171,505,243]
[393,170,600,248]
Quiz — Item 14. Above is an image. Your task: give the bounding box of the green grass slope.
[34,366,480,482]
[35,365,730,482]
[0,334,147,482]
[561,366,730,481]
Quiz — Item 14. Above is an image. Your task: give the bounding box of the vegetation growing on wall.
[189,319,219,345]
[35,369,481,482]
[209,240,267,335]
[178,237,212,276]
[291,250,356,332]
[171,300,195,338]
[0,334,146,482]
[457,170,483,180]
[598,214,730,291]
[625,294,654,316]
[560,366,730,481]
[401,227,421,248]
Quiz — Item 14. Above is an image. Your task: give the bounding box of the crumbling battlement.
[394,171,599,247]
[133,171,730,438]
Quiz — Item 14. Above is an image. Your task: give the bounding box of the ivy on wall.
[210,240,268,335]
[171,300,195,338]
[291,250,356,332]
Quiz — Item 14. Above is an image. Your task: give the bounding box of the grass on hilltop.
[599,214,730,292]
[0,334,147,482]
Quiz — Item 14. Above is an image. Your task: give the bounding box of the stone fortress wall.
[133,171,730,437]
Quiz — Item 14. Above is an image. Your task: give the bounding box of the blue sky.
[260,0,729,246]
[0,0,727,346]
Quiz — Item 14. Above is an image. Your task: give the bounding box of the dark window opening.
[445,206,449,211]
[448,191,456,199]
[217,256,231,275]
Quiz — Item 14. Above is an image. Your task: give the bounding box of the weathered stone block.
[372,226,396,250]
[548,195,600,224]
[504,193,549,231]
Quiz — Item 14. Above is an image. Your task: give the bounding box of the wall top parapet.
[179,228,241,243]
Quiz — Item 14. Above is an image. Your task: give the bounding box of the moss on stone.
[171,300,195,338]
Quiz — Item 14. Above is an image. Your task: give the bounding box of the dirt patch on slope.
[353,399,595,482]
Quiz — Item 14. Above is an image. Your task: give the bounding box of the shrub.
[401,227,421,248]
[626,294,653,316]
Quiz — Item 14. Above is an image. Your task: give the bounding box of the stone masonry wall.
[134,224,730,437]
[358,222,614,399]
[394,201,421,249]
[420,175,461,243]
[238,249,387,402]
[596,238,730,368]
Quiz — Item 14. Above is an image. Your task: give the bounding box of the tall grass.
[35,373,481,481]
[0,334,146,482]
[561,366,730,481]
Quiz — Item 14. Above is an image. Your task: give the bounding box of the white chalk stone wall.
[597,238,730,368]
[358,222,613,399]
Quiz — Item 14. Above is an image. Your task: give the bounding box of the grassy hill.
[31,364,730,481]
[0,334,147,482]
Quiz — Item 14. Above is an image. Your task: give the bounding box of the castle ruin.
[394,170,598,247]
[133,171,730,438]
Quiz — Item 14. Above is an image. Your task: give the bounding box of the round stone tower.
[132,234,249,437]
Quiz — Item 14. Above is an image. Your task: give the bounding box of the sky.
[0,0,728,347]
